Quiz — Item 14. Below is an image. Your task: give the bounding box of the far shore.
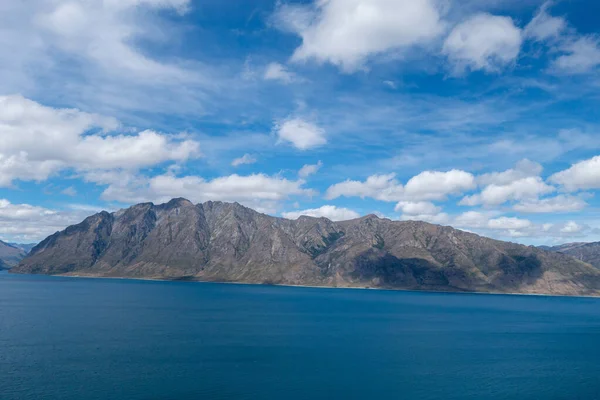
[7,270,600,299]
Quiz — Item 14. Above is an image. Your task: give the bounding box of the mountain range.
[543,242,600,270]
[11,198,600,296]
[0,240,29,270]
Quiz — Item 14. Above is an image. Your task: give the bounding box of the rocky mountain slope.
[545,242,600,269]
[0,240,28,270]
[13,199,600,296]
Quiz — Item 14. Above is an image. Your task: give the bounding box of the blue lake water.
[1,270,600,400]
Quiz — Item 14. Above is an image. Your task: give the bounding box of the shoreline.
[7,270,600,299]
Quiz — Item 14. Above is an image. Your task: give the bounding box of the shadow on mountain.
[352,250,454,290]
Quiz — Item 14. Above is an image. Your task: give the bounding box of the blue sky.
[1,0,600,245]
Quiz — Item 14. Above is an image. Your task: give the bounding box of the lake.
[1,270,599,400]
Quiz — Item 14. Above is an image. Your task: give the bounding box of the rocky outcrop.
[13,199,600,296]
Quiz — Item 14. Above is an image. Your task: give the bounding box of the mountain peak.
[362,213,380,219]
[163,198,194,208]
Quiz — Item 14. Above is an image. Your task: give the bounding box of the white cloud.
[451,210,588,240]
[72,131,199,170]
[488,216,532,230]
[542,223,554,232]
[476,159,542,186]
[275,0,446,72]
[396,201,449,224]
[524,3,566,41]
[513,195,588,213]
[325,174,404,201]
[0,95,200,187]
[61,186,77,197]
[395,201,441,215]
[34,0,192,79]
[461,177,555,206]
[400,212,450,225]
[454,211,494,229]
[275,118,327,150]
[264,62,296,83]
[0,0,220,119]
[460,160,558,208]
[298,161,323,178]
[538,221,591,238]
[443,13,522,74]
[100,172,316,214]
[560,221,583,234]
[552,36,600,74]
[404,170,475,201]
[0,199,55,220]
[0,199,92,242]
[549,155,600,191]
[282,205,360,221]
[326,169,474,203]
[231,154,257,167]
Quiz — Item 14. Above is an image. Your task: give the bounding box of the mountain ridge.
[0,240,28,270]
[544,242,600,269]
[13,199,600,296]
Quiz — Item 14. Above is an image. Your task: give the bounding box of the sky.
[1,0,600,245]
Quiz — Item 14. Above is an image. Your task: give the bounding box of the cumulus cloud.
[476,159,542,186]
[100,172,316,214]
[274,0,446,72]
[326,169,475,203]
[325,174,404,201]
[513,195,588,213]
[298,161,323,178]
[0,199,55,220]
[459,161,560,208]
[443,13,522,74]
[395,201,449,224]
[231,154,257,167]
[0,199,93,242]
[396,207,545,233]
[454,211,494,229]
[487,216,532,230]
[560,221,583,234]
[404,170,475,201]
[549,155,600,190]
[395,201,441,215]
[275,118,327,150]
[264,62,296,83]
[461,177,555,207]
[452,210,589,240]
[0,95,200,187]
[282,205,360,221]
[73,131,199,170]
[394,201,450,224]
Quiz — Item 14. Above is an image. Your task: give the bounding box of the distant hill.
[13,199,600,296]
[544,242,600,269]
[0,240,27,270]
[8,242,37,254]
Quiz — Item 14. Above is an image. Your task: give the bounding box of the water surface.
[1,271,599,400]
